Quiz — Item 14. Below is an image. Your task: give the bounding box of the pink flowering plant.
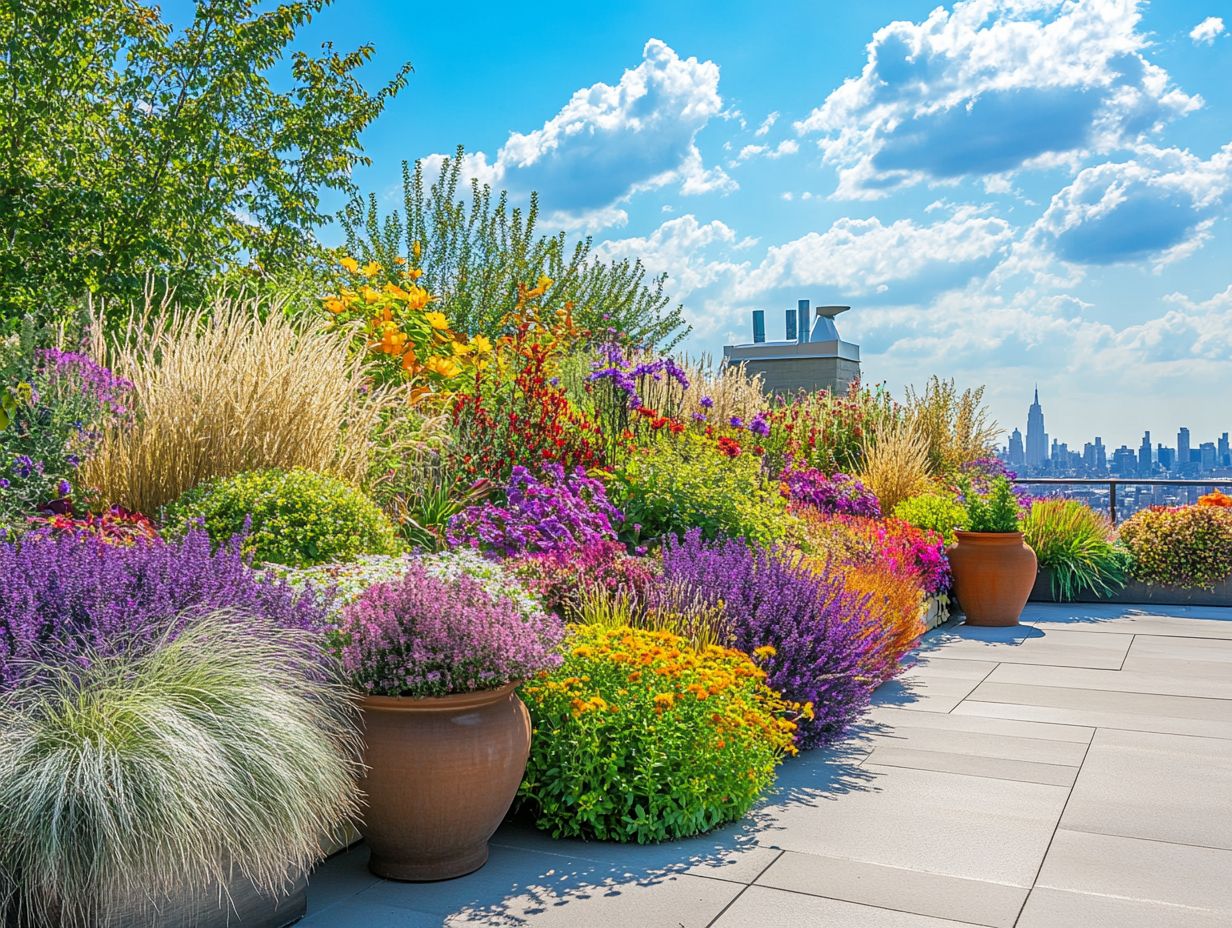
[338,562,565,697]
[779,465,881,518]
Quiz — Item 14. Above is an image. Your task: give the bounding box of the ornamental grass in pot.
[339,563,564,882]
[949,477,1036,626]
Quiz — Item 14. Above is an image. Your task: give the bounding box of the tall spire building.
[1025,386,1049,469]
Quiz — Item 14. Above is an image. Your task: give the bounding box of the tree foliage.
[0,0,409,327]
[340,147,690,348]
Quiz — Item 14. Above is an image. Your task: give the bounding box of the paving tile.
[712,885,988,928]
[986,660,1232,699]
[869,657,997,712]
[920,624,1133,668]
[1035,829,1232,915]
[1022,604,1232,639]
[862,711,1090,763]
[444,872,740,927]
[955,681,1232,738]
[864,745,1077,786]
[1061,728,1232,850]
[298,897,441,927]
[1017,886,1229,928]
[1123,634,1232,675]
[865,705,1094,744]
[304,845,382,915]
[754,850,1026,927]
[755,763,1068,887]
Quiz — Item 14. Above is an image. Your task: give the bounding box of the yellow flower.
[340,256,360,274]
[424,356,462,379]
[361,261,382,277]
[323,298,346,315]
[753,645,777,659]
[360,285,381,304]
[424,311,449,330]
[393,256,407,266]
[451,340,472,356]
[652,693,675,709]
[536,274,553,291]
[471,334,492,353]
[412,240,422,260]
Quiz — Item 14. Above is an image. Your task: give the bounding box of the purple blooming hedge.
[0,529,327,691]
[447,464,622,556]
[780,466,881,518]
[339,562,564,697]
[661,529,882,749]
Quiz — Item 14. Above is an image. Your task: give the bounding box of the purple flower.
[729,416,743,429]
[780,466,882,518]
[340,563,564,697]
[748,413,771,437]
[56,479,71,497]
[661,530,882,749]
[699,396,714,409]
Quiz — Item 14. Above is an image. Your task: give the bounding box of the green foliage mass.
[1119,505,1232,590]
[893,492,970,544]
[0,0,409,328]
[962,476,1021,533]
[1022,500,1129,600]
[165,467,401,567]
[609,433,789,547]
[340,147,690,348]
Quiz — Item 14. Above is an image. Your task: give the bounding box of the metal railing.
[1011,477,1232,523]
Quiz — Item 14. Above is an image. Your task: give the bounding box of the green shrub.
[610,433,789,546]
[1022,500,1129,600]
[0,613,360,927]
[962,476,1021,533]
[165,468,401,567]
[518,624,801,843]
[1119,505,1232,589]
[893,492,969,544]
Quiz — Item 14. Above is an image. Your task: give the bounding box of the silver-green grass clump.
[1023,499,1130,601]
[0,612,361,928]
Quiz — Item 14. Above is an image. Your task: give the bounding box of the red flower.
[717,436,742,458]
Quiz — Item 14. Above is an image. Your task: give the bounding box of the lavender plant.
[780,465,882,518]
[660,530,882,748]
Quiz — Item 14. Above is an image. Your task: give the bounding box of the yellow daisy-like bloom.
[451,341,472,356]
[753,645,777,659]
[323,298,346,315]
[424,311,449,330]
[339,256,360,273]
[393,256,407,266]
[424,356,462,379]
[360,285,381,304]
[360,261,382,277]
[471,334,493,353]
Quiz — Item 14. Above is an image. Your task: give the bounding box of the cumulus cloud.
[798,0,1202,198]
[730,139,799,165]
[1190,16,1225,45]
[594,215,752,300]
[1028,143,1232,267]
[754,112,779,137]
[736,206,1014,298]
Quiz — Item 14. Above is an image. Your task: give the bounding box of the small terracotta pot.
[948,531,1037,627]
[358,683,531,882]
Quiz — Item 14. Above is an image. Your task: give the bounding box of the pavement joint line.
[946,659,1001,714]
[702,848,783,928]
[954,704,1232,742]
[1118,633,1134,671]
[1011,726,1093,928]
[1056,826,1232,855]
[967,680,1232,704]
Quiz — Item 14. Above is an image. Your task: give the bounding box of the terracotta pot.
[358,682,531,882]
[948,531,1037,627]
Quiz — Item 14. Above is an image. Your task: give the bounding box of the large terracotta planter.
[949,531,1037,627]
[358,683,531,882]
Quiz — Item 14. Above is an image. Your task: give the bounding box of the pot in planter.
[339,562,564,882]
[359,683,532,881]
[949,531,1037,626]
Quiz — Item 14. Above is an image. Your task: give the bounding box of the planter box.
[1029,568,1232,607]
[922,593,951,630]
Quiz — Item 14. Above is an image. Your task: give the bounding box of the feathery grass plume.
[573,581,733,650]
[0,612,361,928]
[639,354,768,426]
[1022,500,1129,600]
[857,416,932,515]
[82,293,406,513]
[904,376,1000,476]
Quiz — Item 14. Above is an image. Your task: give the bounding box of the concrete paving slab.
[865,705,1094,743]
[1022,604,1232,639]
[920,625,1133,668]
[1035,829,1232,915]
[755,763,1068,887]
[1123,634,1232,675]
[864,745,1078,786]
[861,713,1090,764]
[986,660,1232,699]
[1017,886,1230,928]
[712,885,992,927]
[1061,728,1232,850]
[754,850,1027,927]
[869,657,997,712]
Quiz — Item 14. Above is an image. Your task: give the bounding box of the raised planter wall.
[1029,568,1232,607]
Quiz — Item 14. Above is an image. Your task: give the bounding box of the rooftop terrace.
[304,601,1232,928]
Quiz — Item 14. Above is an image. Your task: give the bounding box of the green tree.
[340,147,690,348]
[0,0,409,327]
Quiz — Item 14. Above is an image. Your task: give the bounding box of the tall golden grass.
[84,295,407,514]
[636,354,767,424]
[857,416,932,514]
[904,376,1000,475]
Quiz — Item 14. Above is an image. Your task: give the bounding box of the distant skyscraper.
[1094,437,1106,471]
[1025,387,1048,468]
[1178,427,1191,465]
[1138,431,1152,474]
[1220,433,1230,467]
[1008,428,1025,467]
[1200,442,1217,470]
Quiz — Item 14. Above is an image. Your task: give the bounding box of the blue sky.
[198,1,1232,447]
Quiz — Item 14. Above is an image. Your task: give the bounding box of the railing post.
[1109,481,1117,524]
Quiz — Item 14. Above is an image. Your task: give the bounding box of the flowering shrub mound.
[612,433,788,547]
[892,492,969,544]
[1199,490,1232,508]
[833,566,925,683]
[165,467,401,567]
[506,540,657,616]
[0,529,326,692]
[798,511,950,596]
[447,464,621,556]
[518,625,803,843]
[1119,506,1232,590]
[780,466,880,518]
[339,563,564,697]
[660,530,880,748]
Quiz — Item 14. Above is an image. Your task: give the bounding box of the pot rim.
[953,530,1025,543]
[360,681,523,713]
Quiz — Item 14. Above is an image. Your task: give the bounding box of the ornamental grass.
[1022,500,1128,600]
[83,295,406,514]
[856,416,932,514]
[518,624,804,843]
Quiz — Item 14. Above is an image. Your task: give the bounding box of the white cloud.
[730,139,799,165]
[798,0,1202,198]
[593,214,752,301]
[754,112,779,137]
[1190,16,1225,45]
